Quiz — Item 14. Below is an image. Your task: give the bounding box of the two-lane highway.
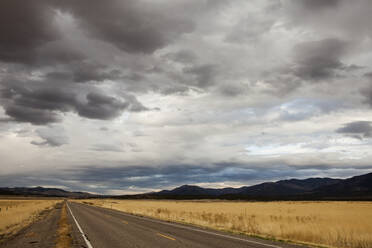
[67,202,307,248]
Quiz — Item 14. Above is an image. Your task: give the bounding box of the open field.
[78,200,372,248]
[0,199,62,239]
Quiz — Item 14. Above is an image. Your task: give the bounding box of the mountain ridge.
[0,186,94,198]
[1,172,371,200]
[137,172,372,200]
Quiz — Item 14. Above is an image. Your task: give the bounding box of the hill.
[0,186,94,198]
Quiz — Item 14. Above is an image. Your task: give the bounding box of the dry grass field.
[79,199,372,248]
[0,199,61,238]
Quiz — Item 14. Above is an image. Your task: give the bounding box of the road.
[67,202,307,248]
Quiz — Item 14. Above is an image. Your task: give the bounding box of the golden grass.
[55,202,72,248]
[78,199,372,248]
[0,199,61,238]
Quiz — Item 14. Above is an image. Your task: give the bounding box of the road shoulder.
[0,202,62,248]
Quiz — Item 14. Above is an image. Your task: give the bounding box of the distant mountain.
[156,185,239,196]
[152,177,342,197]
[138,173,372,200]
[237,177,343,197]
[3,172,372,200]
[312,172,372,199]
[0,186,94,198]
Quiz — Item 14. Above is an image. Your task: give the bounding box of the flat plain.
[0,198,61,239]
[77,199,372,248]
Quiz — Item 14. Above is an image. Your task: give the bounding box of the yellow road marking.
[122,220,128,224]
[157,233,176,241]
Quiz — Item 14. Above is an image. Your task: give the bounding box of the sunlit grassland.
[0,199,61,238]
[79,199,372,248]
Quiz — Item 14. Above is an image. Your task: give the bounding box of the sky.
[1,0,372,195]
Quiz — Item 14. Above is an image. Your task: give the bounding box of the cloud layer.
[1,0,372,194]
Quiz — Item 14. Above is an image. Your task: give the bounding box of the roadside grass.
[77,200,372,248]
[55,202,72,248]
[0,199,61,239]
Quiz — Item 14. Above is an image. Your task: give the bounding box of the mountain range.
[0,186,93,198]
[1,172,371,200]
[134,172,372,200]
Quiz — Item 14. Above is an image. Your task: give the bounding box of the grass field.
[0,199,61,238]
[79,199,372,248]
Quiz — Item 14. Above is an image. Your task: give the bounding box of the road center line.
[122,220,128,224]
[67,202,94,248]
[157,233,176,241]
[84,203,282,248]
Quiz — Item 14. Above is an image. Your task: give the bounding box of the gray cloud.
[0,1,84,66]
[58,0,194,54]
[291,38,352,81]
[31,126,69,147]
[293,0,341,10]
[225,15,275,43]
[183,64,217,89]
[4,105,61,125]
[362,74,372,107]
[1,0,372,194]
[0,1,58,64]
[0,81,146,125]
[284,0,372,39]
[336,121,372,139]
[76,93,129,120]
[362,87,372,107]
[164,50,197,64]
[90,144,124,152]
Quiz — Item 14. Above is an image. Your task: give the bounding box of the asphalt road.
[67,202,307,248]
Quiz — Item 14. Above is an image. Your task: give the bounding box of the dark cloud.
[58,0,194,54]
[0,0,58,63]
[0,1,84,66]
[291,38,351,81]
[0,82,147,125]
[76,93,129,120]
[0,0,195,64]
[72,63,116,83]
[4,105,61,125]
[336,121,372,139]
[45,62,123,84]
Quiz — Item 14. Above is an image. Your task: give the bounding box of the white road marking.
[82,203,282,248]
[67,202,94,248]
